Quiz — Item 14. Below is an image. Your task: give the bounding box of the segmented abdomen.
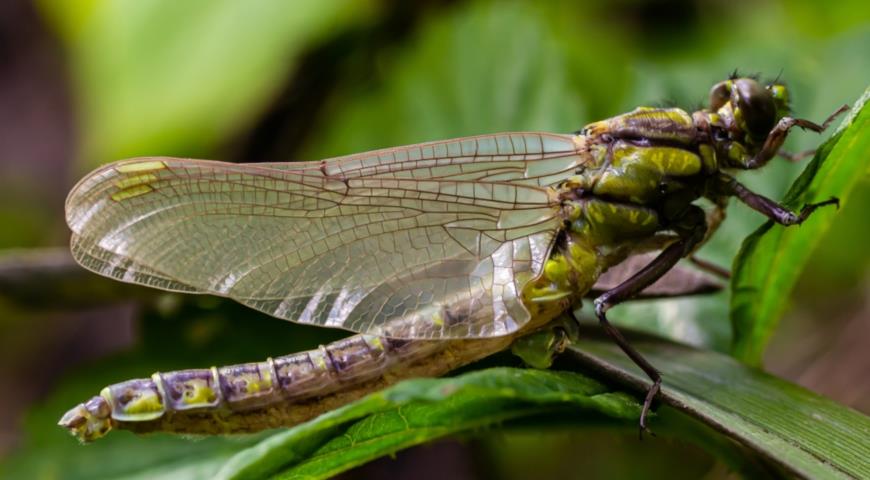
[107,335,417,420]
[61,332,512,440]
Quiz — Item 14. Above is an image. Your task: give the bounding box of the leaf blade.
[567,335,870,480]
[216,368,641,480]
[730,87,870,365]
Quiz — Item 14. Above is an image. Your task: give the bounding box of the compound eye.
[734,78,776,142]
[766,83,790,117]
[709,80,731,110]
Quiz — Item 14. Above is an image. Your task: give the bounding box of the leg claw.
[797,196,840,224]
[638,378,661,440]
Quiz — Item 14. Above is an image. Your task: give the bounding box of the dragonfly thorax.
[523,150,706,321]
[523,101,736,321]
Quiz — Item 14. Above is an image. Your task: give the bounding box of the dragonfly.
[59,76,846,443]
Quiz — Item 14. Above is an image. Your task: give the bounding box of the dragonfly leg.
[591,206,706,437]
[777,149,816,162]
[717,174,839,226]
[688,255,731,280]
[739,104,848,169]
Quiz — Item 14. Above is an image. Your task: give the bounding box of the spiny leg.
[744,104,848,169]
[718,174,839,226]
[592,244,678,438]
[590,209,705,437]
[689,255,731,280]
[777,149,816,163]
[686,204,731,279]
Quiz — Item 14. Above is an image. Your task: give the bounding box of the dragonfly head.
[708,76,790,150]
[58,394,114,443]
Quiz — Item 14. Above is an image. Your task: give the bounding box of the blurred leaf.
[797,176,870,291]
[0,194,54,249]
[783,0,870,37]
[477,412,771,480]
[1,434,263,480]
[36,0,380,168]
[567,333,870,479]
[217,368,641,480]
[730,87,870,365]
[301,1,630,160]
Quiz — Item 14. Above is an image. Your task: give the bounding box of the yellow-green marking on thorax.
[592,144,704,203]
[583,107,695,143]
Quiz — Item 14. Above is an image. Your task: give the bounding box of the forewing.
[66,133,583,339]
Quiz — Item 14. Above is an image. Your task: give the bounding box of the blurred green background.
[0,0,867,478]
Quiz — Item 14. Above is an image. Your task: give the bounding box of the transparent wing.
[67,132,584,339]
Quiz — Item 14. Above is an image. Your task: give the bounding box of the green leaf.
[730,87,870,365]
[215,368,641,480]
[36,0,379,167]
[566,334,870,479]
[301,1,630,160]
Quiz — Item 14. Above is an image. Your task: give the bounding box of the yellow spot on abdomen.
[120,389,163,415]
[183,381,216,405]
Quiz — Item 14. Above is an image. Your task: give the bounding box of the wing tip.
[65,157,174,230]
